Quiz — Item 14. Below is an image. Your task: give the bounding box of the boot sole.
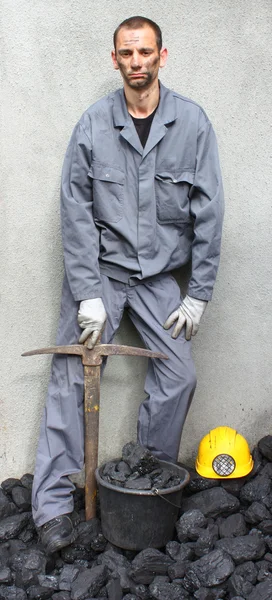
[46,528,77,554]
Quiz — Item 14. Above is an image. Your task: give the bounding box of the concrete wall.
[1,0,272,481]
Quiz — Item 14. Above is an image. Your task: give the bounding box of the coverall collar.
[113,82,177,157]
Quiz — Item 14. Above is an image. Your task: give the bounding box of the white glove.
[78,298,107,349]
[163,295,207,341]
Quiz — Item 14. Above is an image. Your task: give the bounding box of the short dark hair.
[113,16,162,51]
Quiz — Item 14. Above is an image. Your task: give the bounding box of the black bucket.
[95,459,190,550]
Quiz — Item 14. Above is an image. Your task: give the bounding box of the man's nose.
[130,51,143,69]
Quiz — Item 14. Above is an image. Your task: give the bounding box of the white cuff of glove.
[78,298,107,348]
[163,295,207,341]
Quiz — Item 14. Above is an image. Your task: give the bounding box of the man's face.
[112,25,167,90]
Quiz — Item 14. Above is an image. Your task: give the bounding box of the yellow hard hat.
[195,426,254,479]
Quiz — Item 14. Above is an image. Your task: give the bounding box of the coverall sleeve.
[187,111,224,301]
[60,122,102,301]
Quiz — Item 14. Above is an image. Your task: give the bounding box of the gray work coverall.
[32,83,224,526]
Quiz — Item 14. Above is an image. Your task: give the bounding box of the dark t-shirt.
[131,107,157,147]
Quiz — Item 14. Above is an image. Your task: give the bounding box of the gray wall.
[1,0,272,481]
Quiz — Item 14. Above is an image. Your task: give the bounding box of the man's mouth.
[129,73,146,77]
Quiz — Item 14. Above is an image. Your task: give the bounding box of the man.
[32,16,224,553]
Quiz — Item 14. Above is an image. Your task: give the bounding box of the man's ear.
[159,47,168,69]
[111,50,119,70]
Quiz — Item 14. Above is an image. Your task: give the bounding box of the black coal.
[2,437,272,599]
[100,442,182,490]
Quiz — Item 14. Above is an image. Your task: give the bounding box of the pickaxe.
[22,340,168,520]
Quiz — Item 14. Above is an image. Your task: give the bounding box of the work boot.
[38,511,80,554]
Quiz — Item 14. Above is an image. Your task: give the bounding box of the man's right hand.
[78,298,107,349]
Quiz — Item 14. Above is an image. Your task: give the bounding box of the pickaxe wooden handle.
[22,341,168,520]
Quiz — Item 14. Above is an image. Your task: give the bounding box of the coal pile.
[100,441,183,490]
[2,437,272,599]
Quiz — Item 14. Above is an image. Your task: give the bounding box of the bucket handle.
[152,488,182,508]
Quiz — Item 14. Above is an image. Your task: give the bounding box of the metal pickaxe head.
[22,342,168,365]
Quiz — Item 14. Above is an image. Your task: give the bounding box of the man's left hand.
[163,295,207,341]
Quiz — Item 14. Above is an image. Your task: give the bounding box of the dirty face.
[111,25,167,90]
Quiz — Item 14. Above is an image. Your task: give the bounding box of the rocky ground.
[2,436,272,599]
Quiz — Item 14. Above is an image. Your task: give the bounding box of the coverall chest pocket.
[155,170,194,225]
[88,163,125,223]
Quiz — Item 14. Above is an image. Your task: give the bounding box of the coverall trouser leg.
[32,273,196,526]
